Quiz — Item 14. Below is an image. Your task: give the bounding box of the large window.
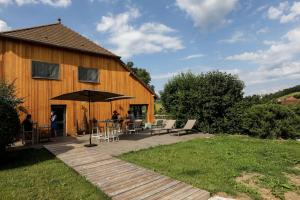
[32,61,59,80]
[78,66,99,83]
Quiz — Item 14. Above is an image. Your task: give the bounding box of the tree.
[0,80,23,153]
[126,62,154,90]
[160,71,244,133]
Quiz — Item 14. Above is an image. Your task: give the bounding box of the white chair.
[92,126,106,142]
[105,125,120,142]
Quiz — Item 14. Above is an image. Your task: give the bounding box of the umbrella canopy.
[51,89,122,147]
[106,95,135,102]
[106,96,135,114]
[51,89,122,102]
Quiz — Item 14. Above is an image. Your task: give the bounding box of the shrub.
[293,94,300,99]
[223,95,264,134]
[160,71,244,132]
[242,104,300,139]
[0,80,23,153]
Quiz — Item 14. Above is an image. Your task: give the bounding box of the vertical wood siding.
[1,39,155,135]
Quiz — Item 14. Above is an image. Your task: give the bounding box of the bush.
[0,80,23,153]
[242,104,300,139]
[293,94,300,99]
[223,95,264,134]
[160,71,244,132]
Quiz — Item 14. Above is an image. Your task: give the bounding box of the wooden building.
[0,22,156,136]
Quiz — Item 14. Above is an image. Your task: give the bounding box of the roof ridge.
[0,22,60,34]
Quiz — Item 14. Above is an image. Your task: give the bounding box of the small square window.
[78,66,99,83]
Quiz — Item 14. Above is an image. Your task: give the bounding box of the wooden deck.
[44,133,211,200]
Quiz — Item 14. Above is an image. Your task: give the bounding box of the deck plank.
[44,133,211,200]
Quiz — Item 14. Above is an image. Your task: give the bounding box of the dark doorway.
[129,104,148,121]
[51,105,66,136]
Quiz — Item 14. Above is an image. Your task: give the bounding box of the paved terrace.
[44,132,213,200]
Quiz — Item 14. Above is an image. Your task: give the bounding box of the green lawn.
[119,135,300,199]
[0,148,109,200]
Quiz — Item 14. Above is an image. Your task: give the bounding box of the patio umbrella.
[106,96,135,114]
[51,89,122,147]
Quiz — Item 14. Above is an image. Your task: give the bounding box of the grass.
[119,135,300,199]
[279,91,300,100]
[0,148,109,200]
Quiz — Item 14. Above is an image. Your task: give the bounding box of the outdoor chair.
[152,119,164,128]
[105,125,120,142]
[151,120,176,135]
[22,125,34,145]
[91,126,106,141]
[126,120,143,134]
[171,119,197,136]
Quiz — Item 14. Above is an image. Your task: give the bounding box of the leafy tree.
[160,71,244,132]
[126,62,154,90]
[0,80,23,153]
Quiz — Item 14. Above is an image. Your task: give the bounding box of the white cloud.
[256,27,269,35]
[0,0,12,6]
[227,27,300,65]
[2,0,71,7]
[96,8,184,58]
[152,72,179,80]
[175,0,238,30]
[226,27,300,86]
[219,31,246,43]
[267,1,300,23]
[0,20,11,31]
[181,54,204,60]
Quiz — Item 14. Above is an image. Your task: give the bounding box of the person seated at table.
[111,110,119,123]
[22,114,33,139]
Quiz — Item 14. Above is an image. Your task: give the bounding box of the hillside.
[263,85,300,101]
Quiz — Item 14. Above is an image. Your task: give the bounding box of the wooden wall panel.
[0,39,155,135]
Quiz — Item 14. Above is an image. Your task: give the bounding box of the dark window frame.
[78,66,99,83]
[31,60,60,80]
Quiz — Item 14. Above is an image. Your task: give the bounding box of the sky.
[0,0,300,95]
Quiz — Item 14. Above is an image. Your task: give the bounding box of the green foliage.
[126,61,154,90]
[120,136,300,199]
[263,85,300,101]
[293,93,300,99]
[0,80,23,153]
[242,104,300,139]
[160,71,244,132]
[223,95,265,134]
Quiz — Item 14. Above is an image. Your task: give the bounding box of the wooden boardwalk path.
[44,133,211,200]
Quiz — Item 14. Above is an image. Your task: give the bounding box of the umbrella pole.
[85,92,97,147]
[110,102,112,115]
[89,100,91,145]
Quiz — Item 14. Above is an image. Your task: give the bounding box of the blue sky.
[1,0,300,95]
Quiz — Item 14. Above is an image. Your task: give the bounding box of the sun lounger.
[152,119,164,128]
[151,120,176,135]
[171,119,196,136]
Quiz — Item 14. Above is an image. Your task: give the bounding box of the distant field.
[278,92,300,100]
